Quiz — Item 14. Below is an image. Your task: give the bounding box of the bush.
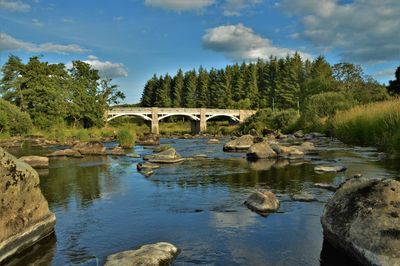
[236,108,300,134]
[0,99,33,135]
[117,128,136,148]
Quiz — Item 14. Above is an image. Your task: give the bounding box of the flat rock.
[110,146,125,156]
[73,141,106,155]
[18,156,49,169]
[207,138,219,144]
[314,183,338,191]
[47,149,83,158]
[104,242,179,266]
[137,162,160,170]
[127,153,141,158]
[137,134,160,146]
[315,165,347,173]
[148,148,183,164]
[223,135,254,152]
[244,191,280,214]
[291,192,317,202]
[0,147,56,263]
[321,178,400,265]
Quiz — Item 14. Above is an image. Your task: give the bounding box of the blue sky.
[1,0,399,103]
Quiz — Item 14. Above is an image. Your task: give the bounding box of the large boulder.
[223,135,254,152]
[148,148,183,164]
[321,178,400,265]
[18,156,49,169]
[246,141,277,159]
[244,191,280,214]
[73,141,106,155]
[0,148,56,263]
[104,242,179,266]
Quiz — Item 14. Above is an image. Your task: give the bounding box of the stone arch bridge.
[106,107,256,134]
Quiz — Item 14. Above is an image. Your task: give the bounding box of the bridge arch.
[206,114,240,122]
[158,113,200,121]
[107,113,152,122]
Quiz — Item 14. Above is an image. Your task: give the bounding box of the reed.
[333,98,400,154]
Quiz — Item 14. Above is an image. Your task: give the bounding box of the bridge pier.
[151,107,159,134]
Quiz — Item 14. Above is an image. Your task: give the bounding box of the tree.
[155,74,172,107]
[182,70,197,107]
[387,66,400,95]
[141,75,158,107]
[244,63,259,109]
[172,69,184,107]
[196,66,209,108]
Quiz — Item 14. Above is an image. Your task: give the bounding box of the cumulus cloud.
[0,0,30,12]
[84,55,128,78]
[222,0,262,16]
[279,0,400,63]
[202,24,311,61]
[0,32,88,54]
[144,0,214,12]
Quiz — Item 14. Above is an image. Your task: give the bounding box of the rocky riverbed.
[1,135,399,265]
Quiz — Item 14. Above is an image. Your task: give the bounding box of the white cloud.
[222,0,262,16]
[113,16,124,22]
[0,32,89,54]
[32,18,44,27]
[279,0,400,63]
[0,0,30,12]
[144,0,214,12]
[202,24,311,61]
[84,55,128,78]
[374,68,397,78]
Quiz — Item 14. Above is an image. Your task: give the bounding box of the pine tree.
[182,70,197,107]
[196,66,209,108]
[172,69,184,107]
[244,63,259,109]
[155,74,172,107]
[141,75,157,107]
[232,63,244,102]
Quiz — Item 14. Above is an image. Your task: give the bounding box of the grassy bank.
[333,98,400,155]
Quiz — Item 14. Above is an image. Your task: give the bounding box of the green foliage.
[387,66,400,96]
[0,98,33,135]
[0,55,125,129]
[236,108,300,134]
[333,99,400,156]
[117,127,136,148]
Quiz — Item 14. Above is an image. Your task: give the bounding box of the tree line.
[0,55,125,129]
[140,53,388,111]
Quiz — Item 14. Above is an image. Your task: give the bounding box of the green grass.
[117,127,136,148]
[333,98,400,155]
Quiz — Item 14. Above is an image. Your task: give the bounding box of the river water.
[4,137,400,266]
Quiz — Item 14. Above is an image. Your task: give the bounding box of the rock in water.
[314,165,347,173]
[314,183,338,191]
[223,135,254,152]
[0,147,56,263]
[18,156,49,169]
[291,192,316,202]
[244,191,280,214]
[104,242,179,266]
[148,148,183,164]
[321,178,400,265]
[110,146,125,156]
[73,141,106,155]
[246,141,277,159]
[207,138,219,144]
[47,149,83,158]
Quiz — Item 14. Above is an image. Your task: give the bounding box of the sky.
[0,0,399,103]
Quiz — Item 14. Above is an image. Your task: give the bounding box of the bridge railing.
[108,107,251,114]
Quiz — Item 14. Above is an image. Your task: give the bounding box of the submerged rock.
[246,141,277,159]
[314,165,347,173]
[223,135,254,152]
[137,162,160,171]
[72,141,106,155]
[18,156,49,169]
[0,148,56,263]
[321,178,400,266]
[47,149,83,158]
[244,191,280,214]
[104,242,179,266]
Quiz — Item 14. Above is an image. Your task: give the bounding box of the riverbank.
[333,98,400,157]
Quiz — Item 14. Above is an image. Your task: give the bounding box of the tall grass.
[117,126,136,148]
[333,98,400,155]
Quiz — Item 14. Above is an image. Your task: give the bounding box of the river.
[4,137,400,265]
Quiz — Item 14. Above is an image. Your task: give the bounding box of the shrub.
[117,128,136,148]
[0,99,33,135]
